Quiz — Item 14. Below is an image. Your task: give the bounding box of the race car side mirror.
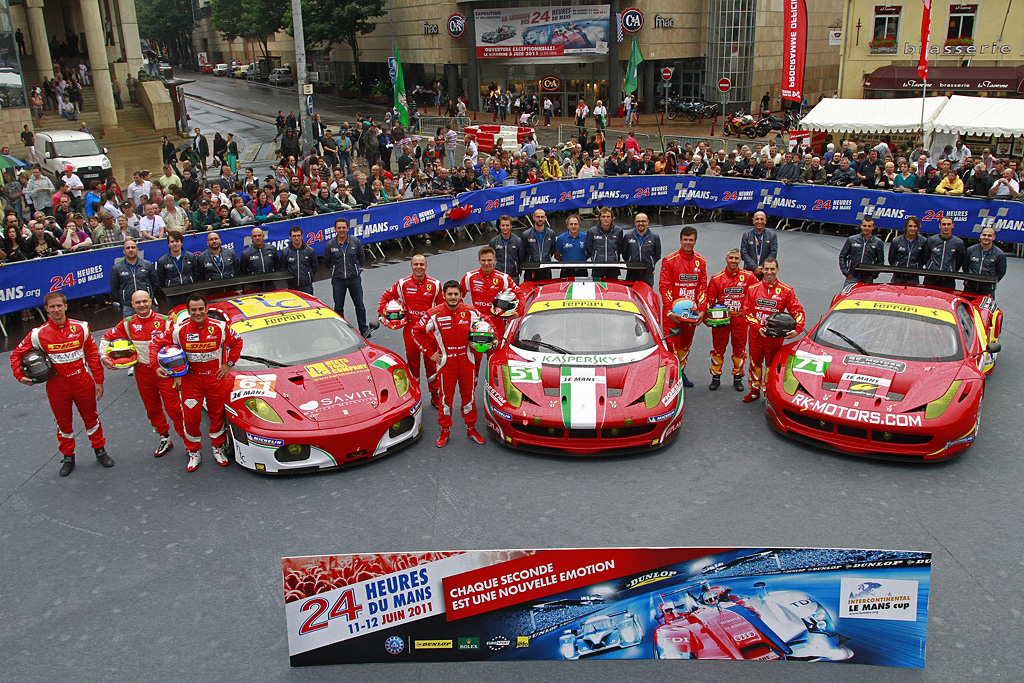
[663,327,681,341]
[986,342,1001,354]
[368,319,380,331]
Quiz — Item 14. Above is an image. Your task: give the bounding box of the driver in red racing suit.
[154,294,243,471]
[101,290,186,457]
[742,257,804,403]
[460,245,524,368]
[706,248,755,391]
[377,254,444,407]
[10,291,111,477]
[413,280,486,449]
[659,226,708,388]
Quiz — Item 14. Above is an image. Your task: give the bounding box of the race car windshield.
[584,617,612,635]
[812,309,962,362]
[514,309,655,355]
[232,317,365,370]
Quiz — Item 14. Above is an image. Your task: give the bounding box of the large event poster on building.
[283,546,931,667]
[474,5,610,58]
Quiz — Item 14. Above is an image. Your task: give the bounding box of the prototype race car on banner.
[172,291,422,474]
[765,266,1002,461]
[559,610,644,659]
[483,263,685,454]
[652,581,853,661]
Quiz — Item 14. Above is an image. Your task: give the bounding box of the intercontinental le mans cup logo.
[385,636,405,655]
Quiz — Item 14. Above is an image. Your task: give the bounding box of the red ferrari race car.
[172,290,422,474]
[764,266,1002,461]
[483,264,685,454]
[463,124,535,154]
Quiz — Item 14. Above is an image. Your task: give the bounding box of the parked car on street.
[33,130,113,186]
[269,67,294,87]
[212,63,230,76]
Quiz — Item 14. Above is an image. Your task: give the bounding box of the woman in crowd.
[229,195,255,226]
[60,218,92,251]
[371,179,391,204]
[314,185,343,214]
[212,133,227,168]
[295,185,316,216]
[253,190,277,219]
[225,133,239,174]
[893,160,917,192]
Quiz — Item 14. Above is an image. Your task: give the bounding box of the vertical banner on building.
[283,546,932,667]
[918,0,932,79]
[781,0,807,102]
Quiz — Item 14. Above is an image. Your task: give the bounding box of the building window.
[946,4,976,45]
[0,2,27,109]
[870,5,901,54]
[705,0,757,106]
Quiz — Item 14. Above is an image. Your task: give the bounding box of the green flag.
[392,47,409,127]
[624,34,642,95]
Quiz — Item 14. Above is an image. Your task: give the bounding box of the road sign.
[301,83,313,95]
[661,67,674,82]
[448,14,466,38]
[307,71,319,83]
[718,77,732,93]
[306,95,313,116]
[387,57,397,85]
[621,7,644,33]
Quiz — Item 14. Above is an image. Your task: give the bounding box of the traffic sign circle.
[662,67,674,82]
[306,95,314,116]
[621,8,644,33]
[448,14,466,38]
[718,77,732,93]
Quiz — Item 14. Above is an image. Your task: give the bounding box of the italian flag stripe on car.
[560,366,606,429]
[371,355,399,370]
[566,281,596,301]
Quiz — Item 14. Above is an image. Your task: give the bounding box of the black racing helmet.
[21,350,55,383]
[764,313,797,338]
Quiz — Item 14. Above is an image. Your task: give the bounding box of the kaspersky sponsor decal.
[514,348,656,366]
[560,367,607,429]
[625,570,678,590]
[792,394,922,427]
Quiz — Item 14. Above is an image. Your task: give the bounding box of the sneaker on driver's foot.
[187,452,202,472]
[59,457,75,477]
[467,429,486,445]
[436,429,450,448]
[155,435,172,457]
[743,390,761,403]
[212,446,229,466]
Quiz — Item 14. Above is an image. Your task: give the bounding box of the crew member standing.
[157,231,199,308]
[740,210,778,279]
[413,281,486,448]
[110,239,159,318]
[742,257,804,403]
[11,292,112,477]
[707,248,754,392]
[838,217,885,285]
[281,225,318,295]
[100,290,185,457]
[659,226,708,388]
[621,212,662,287]
[197,231,239,281]
[488,215,525,281]
[888,216,928,284]
[155,294,243,472]
[324,217,369,336]
[923,216,966,287]
[460,246,524,364]
[555,213,588,277]
[963,226,1006,296]
[586,207,624,277]
[240,227,279,275]
[378,254,444,407]
[522,208,557,263]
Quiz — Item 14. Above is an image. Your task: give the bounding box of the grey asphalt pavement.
[1,220,1021,681]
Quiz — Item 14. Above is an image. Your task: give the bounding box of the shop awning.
[863,66,1024,93]
[933,94,1024,137]
[800,96,949,134]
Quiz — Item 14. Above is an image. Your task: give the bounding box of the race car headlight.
[782,355,800,396]
[644,366,667,410]
[619,624,638,644]
[501,366,523,409]
[925,380,962,419]
[803,605,836,636]
[559,635,576,659]
[244,398,284,423]
[391,367,410,397]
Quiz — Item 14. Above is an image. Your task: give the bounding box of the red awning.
[863,66,1024,93]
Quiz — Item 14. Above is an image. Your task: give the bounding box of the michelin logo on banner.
[839,578,919,621]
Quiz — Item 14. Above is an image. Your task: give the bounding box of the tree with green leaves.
[211,0,289,61]
[135,0,199,65]
[300,0,387,91]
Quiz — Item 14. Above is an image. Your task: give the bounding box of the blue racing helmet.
[671,298,701,321]
[157,345,189,377]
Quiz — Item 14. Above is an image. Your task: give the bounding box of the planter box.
[870,44,897,54]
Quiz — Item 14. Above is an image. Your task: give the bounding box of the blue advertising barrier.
[1,176,1021,316]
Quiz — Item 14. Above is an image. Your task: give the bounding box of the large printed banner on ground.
[474,5,610,58]
[282,546,931,667]
[2,176,1022,316]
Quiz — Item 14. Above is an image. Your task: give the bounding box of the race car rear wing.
[521,261,649,282]
[162,270,294,299]
[852,264,997,285]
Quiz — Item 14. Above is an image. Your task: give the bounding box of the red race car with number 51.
[764,266,1001,461]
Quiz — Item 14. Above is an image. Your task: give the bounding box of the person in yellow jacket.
[540,151,563,180]
[935,168,964,195]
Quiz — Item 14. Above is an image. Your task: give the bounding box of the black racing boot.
[94,448,114,468]
[709,374,721,391]
[733,375,745,392]
[59,457,75,477]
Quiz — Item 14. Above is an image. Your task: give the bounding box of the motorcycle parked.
[755,109,800,137]
[724,111,759,138]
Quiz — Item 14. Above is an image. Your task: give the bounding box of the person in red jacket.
[658,226,708,388]
[706,248,755,392]
[742,257,805,403]
[413,281,486,448]
[155,294,243,471]
[10,291,112,477]
[377,254,444,407]
[460,245,524,367]
[100,290,186,457]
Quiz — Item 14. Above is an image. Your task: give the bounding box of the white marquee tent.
[800,96,949,134]
[932,95,1024,138]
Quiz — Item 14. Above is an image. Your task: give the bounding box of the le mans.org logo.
[384,636,405,655]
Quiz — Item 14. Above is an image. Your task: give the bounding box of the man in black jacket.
[192,128,209,174]
[280,226,317,295]
[110,239,160,317]
[324,217,368,336]
[350,173,376,208]
[157,231,199,306]
[197,231,238,281]
[240,227,279,274]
